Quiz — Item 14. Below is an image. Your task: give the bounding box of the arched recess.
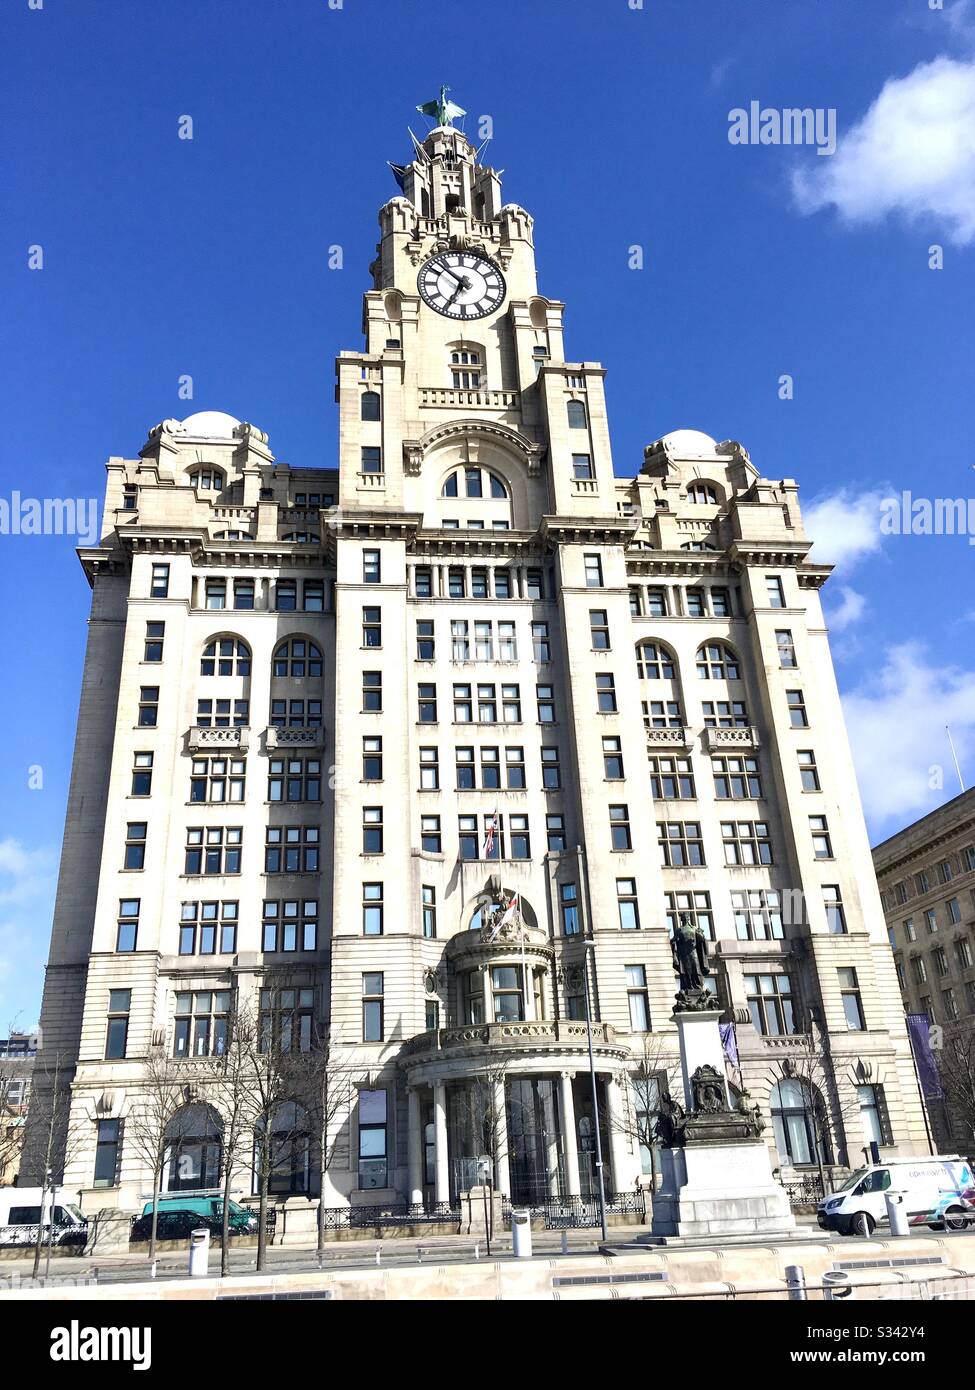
[198,634,251,728]
[769,1079,833,1167]
[254,1100,313,1196]
[406,419,544,531]
[164,1102,223,1192]
[635,638,685,727]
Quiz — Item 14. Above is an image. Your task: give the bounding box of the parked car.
[130,1195,257,1242]
[817,1155,975,1237]
[0,1188,88,1246]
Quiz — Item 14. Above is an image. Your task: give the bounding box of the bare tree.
[286,1025,356,1259]
[201,1004,260,1277]
[933,1023,975,1152]
[768,1024,862,1194]
[123,1047,191,1264]
[608,1033,681,1192]
[20,1050,88,1278]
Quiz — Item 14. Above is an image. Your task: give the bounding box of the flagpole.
[946,725,966,793]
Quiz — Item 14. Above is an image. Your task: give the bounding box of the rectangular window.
[572,454,594,480]
[732,889,784,941]
[547,814,566,853]
[589,609,610,649]
[363,549,381,584]
[143,621,165,662]
[150,563,170,598]
[649,755,696,799]
[131,751,153,796]
[471,567,489,599]
[361,446,383,474]
[645,700,684,729]
[686,588,705,618]
[174,989,232,1058]
[776,629,797,668]
[262,899,318,953]
[823,885,846,934]
[494,568,512,598]
[268,699,317,729]
[702,701,749,730]
[453,683,472,723]
[839,967,866,1031]
[421,815,442,854]
[584,554,603,588]
[138,687,159,727]
[477,684,497,723]
[603,735,624,780]
[933,946,949,977]
[451,620,470,661]
[712,755,761,799]
[745,973,796,1035]
[458,815,479,861]
[416,619,435,660]
[123,822,147,870]
[560,882,580,936]
[362,806,383,855]
[617,879,640,931]
[541,746,562,789]
[711,587,732,617]
[531,621,550,662]
[947,897,961,924]
[502,684,521,722]
[414,566,433,599]
[536,684,555,723]
[362,883,383,936]
[904,917,916,941]
[264,825,319,874]
[786,690,808,727]
[417,683,438,723]
[361,735,383,782]
[105,989,131,1060]
[657,822,705,868]
[205,578,226,610]
[184,826,242,875]
[939,858,953,884]
[267,757,321,803]
[362,670,382,711]
[809,814,833,858]
[232,579,255,610]
[258,987,314,1054]
[596,673,617,712]
[926,908,938,933]
[179,900,238,956]
[422,885,437,939]
[358,1091,388,1190]
[665,890,715,940]
[198,698,249,728]
[626,965,650,1032]
[275,580,297,611]
[509,814,530,860]
[303,579,324,612]
[797,750,820,791]
[609,804,632,851]
[526,568,543,600]
[116,899,139,953]
[475,621,494,661]
[721,820,772,865]
[362,974,384,1042]
[913,956,928,984]
[858,1085,892,1147]
[362,606,382,647]
[419,746,439,790]
[646,588,668,617]
[916,870,931,894]
[93,1119,121,1188]
[191,755,246,803]
[498,621,517,661]
[766,575,785,608]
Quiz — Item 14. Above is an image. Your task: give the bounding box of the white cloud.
[827,585,867,632]
[842,643,975,836]
[792,56,975,246]
[803,486,890,570]
[0,839,56,1027]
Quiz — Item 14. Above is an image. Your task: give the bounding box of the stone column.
[433,1079,450,1204]
[493,1074,511,1197]
[522,963,535,1021]
[606,1072,631,1198]
[481,965,492,1024]
[407,1086,424,1205]
[560,1071,582,1198]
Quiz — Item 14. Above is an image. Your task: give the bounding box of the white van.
[0,1188,88,1246]
[817,1156,975,1237]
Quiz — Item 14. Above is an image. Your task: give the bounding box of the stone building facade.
[26,110,929,1215]
[874,788,975,1156]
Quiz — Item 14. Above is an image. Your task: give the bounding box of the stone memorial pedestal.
[651,1007,796,1239]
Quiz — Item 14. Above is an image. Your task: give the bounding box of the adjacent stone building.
[25,106,929,1217]
[874,787,975,1156]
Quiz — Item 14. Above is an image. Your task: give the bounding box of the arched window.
[188,467,225,492]
[567,400,587,429]
[273,637,323,679]
[770,1080,831,1166]
[201,636,251,676]
[687,482,719,505]
[361,391,381,421]
[164,1103,223,1192]
[635,641,676,680]
[440,467,508,500]
[212,530,255,541]
[680,540,718,552]
[696,642,740,681]
[280,531,321,543]
[255,1101,312,1195]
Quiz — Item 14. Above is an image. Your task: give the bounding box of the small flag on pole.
[483,810,499,858]
[484,893,519,942]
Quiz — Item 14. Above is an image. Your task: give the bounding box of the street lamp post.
[581,941,609,1244]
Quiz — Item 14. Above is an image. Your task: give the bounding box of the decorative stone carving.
[691,1064,726,1114]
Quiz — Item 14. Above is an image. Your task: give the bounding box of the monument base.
[651,1142,797,1239]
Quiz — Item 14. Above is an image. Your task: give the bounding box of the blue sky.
[2,0,974,1025]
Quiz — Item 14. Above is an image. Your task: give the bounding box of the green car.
[134,1196,257,1240]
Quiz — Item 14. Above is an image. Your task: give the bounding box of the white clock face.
[417,252,506,320]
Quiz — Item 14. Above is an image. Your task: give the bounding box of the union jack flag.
[483,810,499,857]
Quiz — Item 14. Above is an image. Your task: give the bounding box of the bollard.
[885,1191,910,1238]
[375,1248,381,1266]
[511,1210,533,1259]
[561,1231,569,1256]
[188,1227,210,1279]
[785,1264,807,1301]
[474,1242,480,1260]
[823,1270,852,1301]
[416,1245,422,1263]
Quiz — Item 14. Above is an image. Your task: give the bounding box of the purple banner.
[720,1022,739,1071]
[907,1012,943,1100]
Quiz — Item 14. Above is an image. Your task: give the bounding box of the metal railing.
[0,1223,88,1249]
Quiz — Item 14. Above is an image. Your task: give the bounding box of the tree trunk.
[256,1135,270,1272]
[148,1160,162,1264]
[221,1168,233,1278]
[30,1175,49,1279]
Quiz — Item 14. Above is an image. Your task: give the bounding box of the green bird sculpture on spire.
[416,85,466,128]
